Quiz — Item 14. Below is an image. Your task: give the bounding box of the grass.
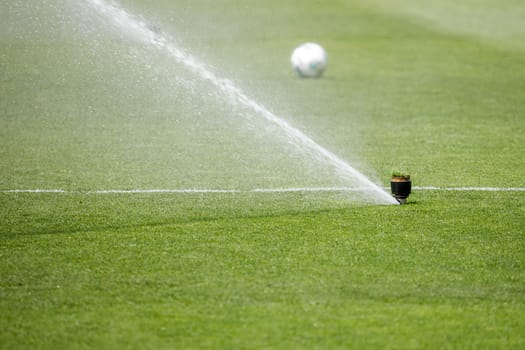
[1,0,525,348]
[1,191,524,348]
[2,191,524,349]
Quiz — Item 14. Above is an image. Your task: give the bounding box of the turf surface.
[1,0,524,348]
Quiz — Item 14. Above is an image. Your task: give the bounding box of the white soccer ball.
[291,42,327,78]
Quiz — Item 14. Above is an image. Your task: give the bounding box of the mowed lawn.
[1,0,524,349]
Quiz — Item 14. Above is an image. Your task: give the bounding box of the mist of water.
[86,0,398,205]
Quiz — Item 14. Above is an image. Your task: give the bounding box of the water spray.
[86,0,399,205]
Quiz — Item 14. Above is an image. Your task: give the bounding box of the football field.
[1,0,524,348]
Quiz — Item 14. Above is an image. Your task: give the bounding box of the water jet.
[86,0,398,205]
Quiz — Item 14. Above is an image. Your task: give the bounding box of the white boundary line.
[0,188,364,194]
[413,186,525,192]
[1,187,524,194]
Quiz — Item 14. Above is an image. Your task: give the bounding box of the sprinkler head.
[390,175,411,204]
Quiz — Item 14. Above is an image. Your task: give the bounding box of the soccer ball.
[291,42,327,78]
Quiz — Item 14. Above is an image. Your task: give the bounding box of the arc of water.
[86,0,398,205]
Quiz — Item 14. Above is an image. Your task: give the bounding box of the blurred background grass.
[1,0,524,192]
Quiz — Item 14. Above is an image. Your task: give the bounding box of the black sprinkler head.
[391,176,412,204]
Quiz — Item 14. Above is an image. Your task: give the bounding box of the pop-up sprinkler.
[391,172,411,204]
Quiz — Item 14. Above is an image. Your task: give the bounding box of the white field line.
[1,188,365,194]
[1,187,524,194]
[413,186,525,192]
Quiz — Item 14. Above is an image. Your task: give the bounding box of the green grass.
[1,0,525,348]
[2,191,524,348]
